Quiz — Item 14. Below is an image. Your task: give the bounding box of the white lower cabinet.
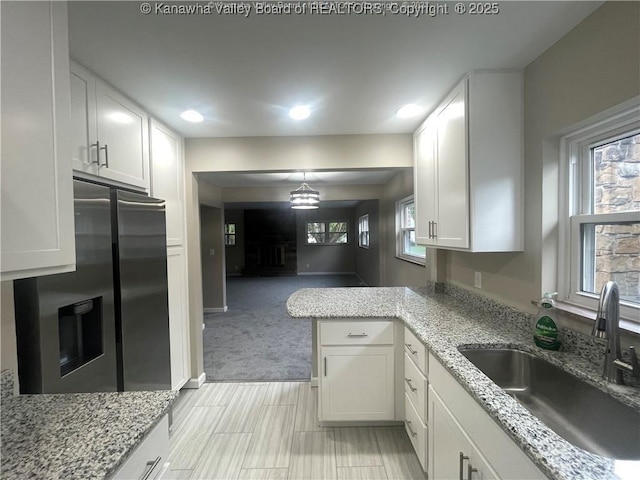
[428,353,544,480]
[403,327,429,472]
[430,386,497,480]
[318,320,395,422]
[111,415,170,480]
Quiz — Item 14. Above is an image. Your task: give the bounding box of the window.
[358,214,369,248]
[396,196,426,264]
[306,221,348,245]
[224,223,236,246]
[560,101,639,326]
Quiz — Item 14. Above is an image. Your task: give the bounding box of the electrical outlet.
[209,248,215,256]
[474,271,482,289]
[306,264,310,268]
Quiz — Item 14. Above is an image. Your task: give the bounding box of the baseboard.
[297,272,358,276]
[310,376,318,387]
[184,372,206,389]
[204,306,228,313]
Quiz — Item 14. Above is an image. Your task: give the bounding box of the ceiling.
[67,1,603,139]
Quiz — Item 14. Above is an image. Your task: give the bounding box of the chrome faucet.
[592,281,640,384]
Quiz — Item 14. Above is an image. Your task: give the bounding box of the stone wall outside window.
[594,133,640,303]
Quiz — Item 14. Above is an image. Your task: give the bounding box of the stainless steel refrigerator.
[14,179,171,393]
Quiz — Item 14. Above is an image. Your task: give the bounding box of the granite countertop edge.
[286,286,640,480]
[1,386,179,480]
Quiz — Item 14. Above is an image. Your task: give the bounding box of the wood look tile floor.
[168,382,426,480]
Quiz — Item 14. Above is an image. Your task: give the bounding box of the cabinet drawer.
[320,320,394,345]
[112,415,169,480]
[404,353,428,421]
[404,392,427,472]
[404,328,427,375]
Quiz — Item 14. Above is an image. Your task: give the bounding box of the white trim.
[558,97,640,328]
[395,195,426,265]
[184,372,206,389]
[204,306,228,313]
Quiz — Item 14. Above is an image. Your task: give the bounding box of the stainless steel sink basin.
[458,347,640,460]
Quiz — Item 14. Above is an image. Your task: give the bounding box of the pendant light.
[290,172,320,209]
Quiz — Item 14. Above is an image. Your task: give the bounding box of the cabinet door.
[0,0,76,280]
[320,345,394,421]
[436,80,469,249]
[167,247,190,391]
[429,386,497,480]
[70,62,98,176]
[95,81,150,190]
[414,118,438,246]
[150,120,185,246]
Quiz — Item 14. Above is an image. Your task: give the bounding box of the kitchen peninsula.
[287,285,640,480]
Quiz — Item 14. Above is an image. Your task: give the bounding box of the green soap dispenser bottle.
[534,292,561,350]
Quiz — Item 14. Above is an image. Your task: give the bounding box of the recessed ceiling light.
[396,104,425,119]
[180,109,204,123]
[289,105,311,120]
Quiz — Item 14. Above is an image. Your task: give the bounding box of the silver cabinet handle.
[90,141,101,165]
[347,333,368,337]
[459,452,469,480]
[468,464,478,480]
[405,343,418,355]
[324,357,327,376]
[141,456,162,480]
[428,221,433,239]
[433,221,437,239]
[100,143,109,168]
[405,420,418,437]
[404,377,418,392]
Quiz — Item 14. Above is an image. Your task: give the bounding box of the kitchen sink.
[458,347,640,460]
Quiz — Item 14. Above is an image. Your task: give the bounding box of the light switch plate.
[474,271,482,289]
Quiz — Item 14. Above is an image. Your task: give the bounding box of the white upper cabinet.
[70,61,150,191]
[414,71,524,252]
[150,120,185,246]
[1,1,76,280]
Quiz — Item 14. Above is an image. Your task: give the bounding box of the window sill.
[395,255,426,267]
[532,299,640,335]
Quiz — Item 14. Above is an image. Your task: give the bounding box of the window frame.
[224,223,236,246]
[558,100,640,329]
[358,214,370,249]
[395,195,426,265]
[305,220,349,245]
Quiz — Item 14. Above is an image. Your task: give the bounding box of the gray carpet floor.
[203,274,365,382]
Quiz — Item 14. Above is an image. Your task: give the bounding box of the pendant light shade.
[290,173,320,209]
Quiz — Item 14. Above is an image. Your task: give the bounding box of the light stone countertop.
[0,378,178,480]
[286,286,640,480]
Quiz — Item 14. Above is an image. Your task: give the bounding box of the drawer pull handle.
[405,420,418,437]
[404,377,418,392]
[405,343,418,355]
[141,456,162,480]
[459,452,469,480]
[347,333,368,337]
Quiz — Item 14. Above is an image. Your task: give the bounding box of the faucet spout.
[592,281,639,384]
